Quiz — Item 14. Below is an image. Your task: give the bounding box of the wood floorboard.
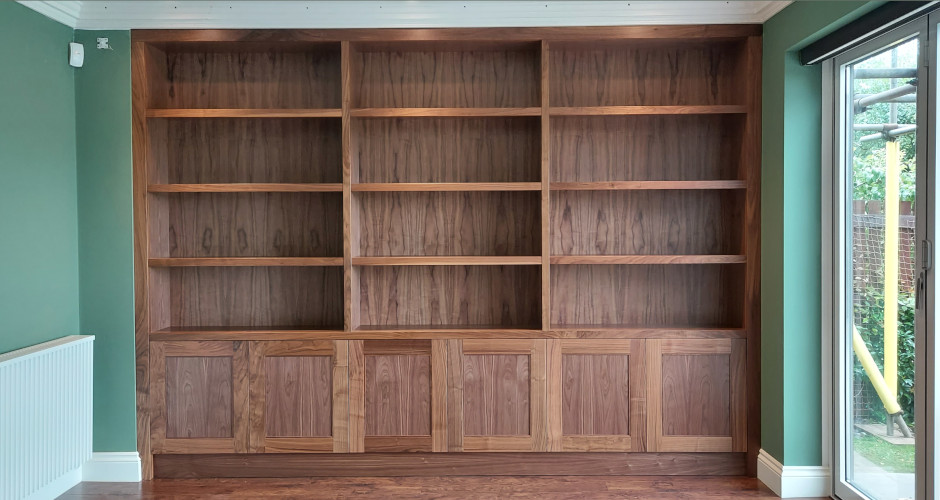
[61,477,817,499]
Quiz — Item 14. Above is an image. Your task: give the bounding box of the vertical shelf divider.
[541,40,563,452]
[742,34,762,475]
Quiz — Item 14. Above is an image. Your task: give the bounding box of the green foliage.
[853,287,916,421]
[852,39,918,203]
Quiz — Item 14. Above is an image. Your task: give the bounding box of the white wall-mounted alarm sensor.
[69,42,84,68]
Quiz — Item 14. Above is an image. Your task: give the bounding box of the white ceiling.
[19,1,790,30]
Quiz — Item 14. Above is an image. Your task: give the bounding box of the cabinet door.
[448,339,547,452]
[553,339,644,452]
[349,340,446,452]
[646,339,746,452]
[151,341,249,454]
[248,341,349,453]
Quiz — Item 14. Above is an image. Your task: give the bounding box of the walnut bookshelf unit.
[133,27,761,480]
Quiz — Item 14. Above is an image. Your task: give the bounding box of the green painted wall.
[762,1,881,465]
[0,3,137,452]
[0,2,80,354]
[74,30,136,452]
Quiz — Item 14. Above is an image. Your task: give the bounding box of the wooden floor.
[61,477,816,499]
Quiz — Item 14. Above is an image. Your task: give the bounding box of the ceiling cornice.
[19,1,791,30]
[19,1,81,27]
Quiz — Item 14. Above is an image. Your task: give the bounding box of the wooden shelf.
[550,181,746,191]
[351,107,541,117]
[146,108,342,118]
[352,182,541,192]
[548,326,747,339]
[150,326,345,341]
[550,255,746,265]
[149,257,344,267]
[549,105,746,116]
[354,325,543,335]
[353,256,541,266]
[148,183,343,193]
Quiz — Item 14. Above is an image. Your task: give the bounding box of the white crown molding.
[757,449,832,499]
[82,452,142,482]
[17,1,81,28]
[20,1,791,30]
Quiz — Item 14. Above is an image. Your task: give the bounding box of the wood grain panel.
[743,34,762,474]
[629,339,647,452]
[153,451,749,478]
[133,40,156,479]
[158,118,341,184]
[170,267,343,328]
[263,356,333,437]
[550,264,744,328]
[358,192,539,256]
[661,355,731,436]
[550,115,743,182]
[562,354,629,436]
[165,356,234,439]
[365,355,432,436]
[549,40,745,107]
[359,266,541,328]
[445,340,464,452]
[354,46,539,108]
[355,117,539,183]
[550,190,743,256]
[463,354,530,436]
[166,193,342,258]
[431,340,448,452]
[150,43,341,109]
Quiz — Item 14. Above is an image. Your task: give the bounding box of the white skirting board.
[83,452,142,482]
[757,449,831,498]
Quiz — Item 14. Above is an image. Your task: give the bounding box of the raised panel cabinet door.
[551,339,644,452]
[646,339,746,452]
[247,341,349,453]
[448,339,547,452]
[349,340,446,452]
[151,341,249,454]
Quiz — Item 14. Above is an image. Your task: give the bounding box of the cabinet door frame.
[248,340,349,453]
[151,341,249,454]
[553,339,644,452]
[451,339,547,452]
[349,340,447,452]
[647,338,746,452]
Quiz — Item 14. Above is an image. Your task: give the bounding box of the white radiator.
[0,335,94,500]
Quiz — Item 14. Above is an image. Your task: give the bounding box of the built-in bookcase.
[134,27,761,479]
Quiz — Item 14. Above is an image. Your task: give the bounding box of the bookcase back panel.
[358,192,540,257]
[355,117,539,183]
[551,115,743,182]
[148,43,342,109]
[169,267,343,328]
[354,44,540,108]
[551,190,743,256]
[550,264,745,328]
[358,265,541,328]
[167,192,343,258]
[549,40,746,107]
[157,118,341,184]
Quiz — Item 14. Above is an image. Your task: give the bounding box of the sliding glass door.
[832,18,927,500]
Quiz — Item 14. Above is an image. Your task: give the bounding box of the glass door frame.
[828,16,931,500]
